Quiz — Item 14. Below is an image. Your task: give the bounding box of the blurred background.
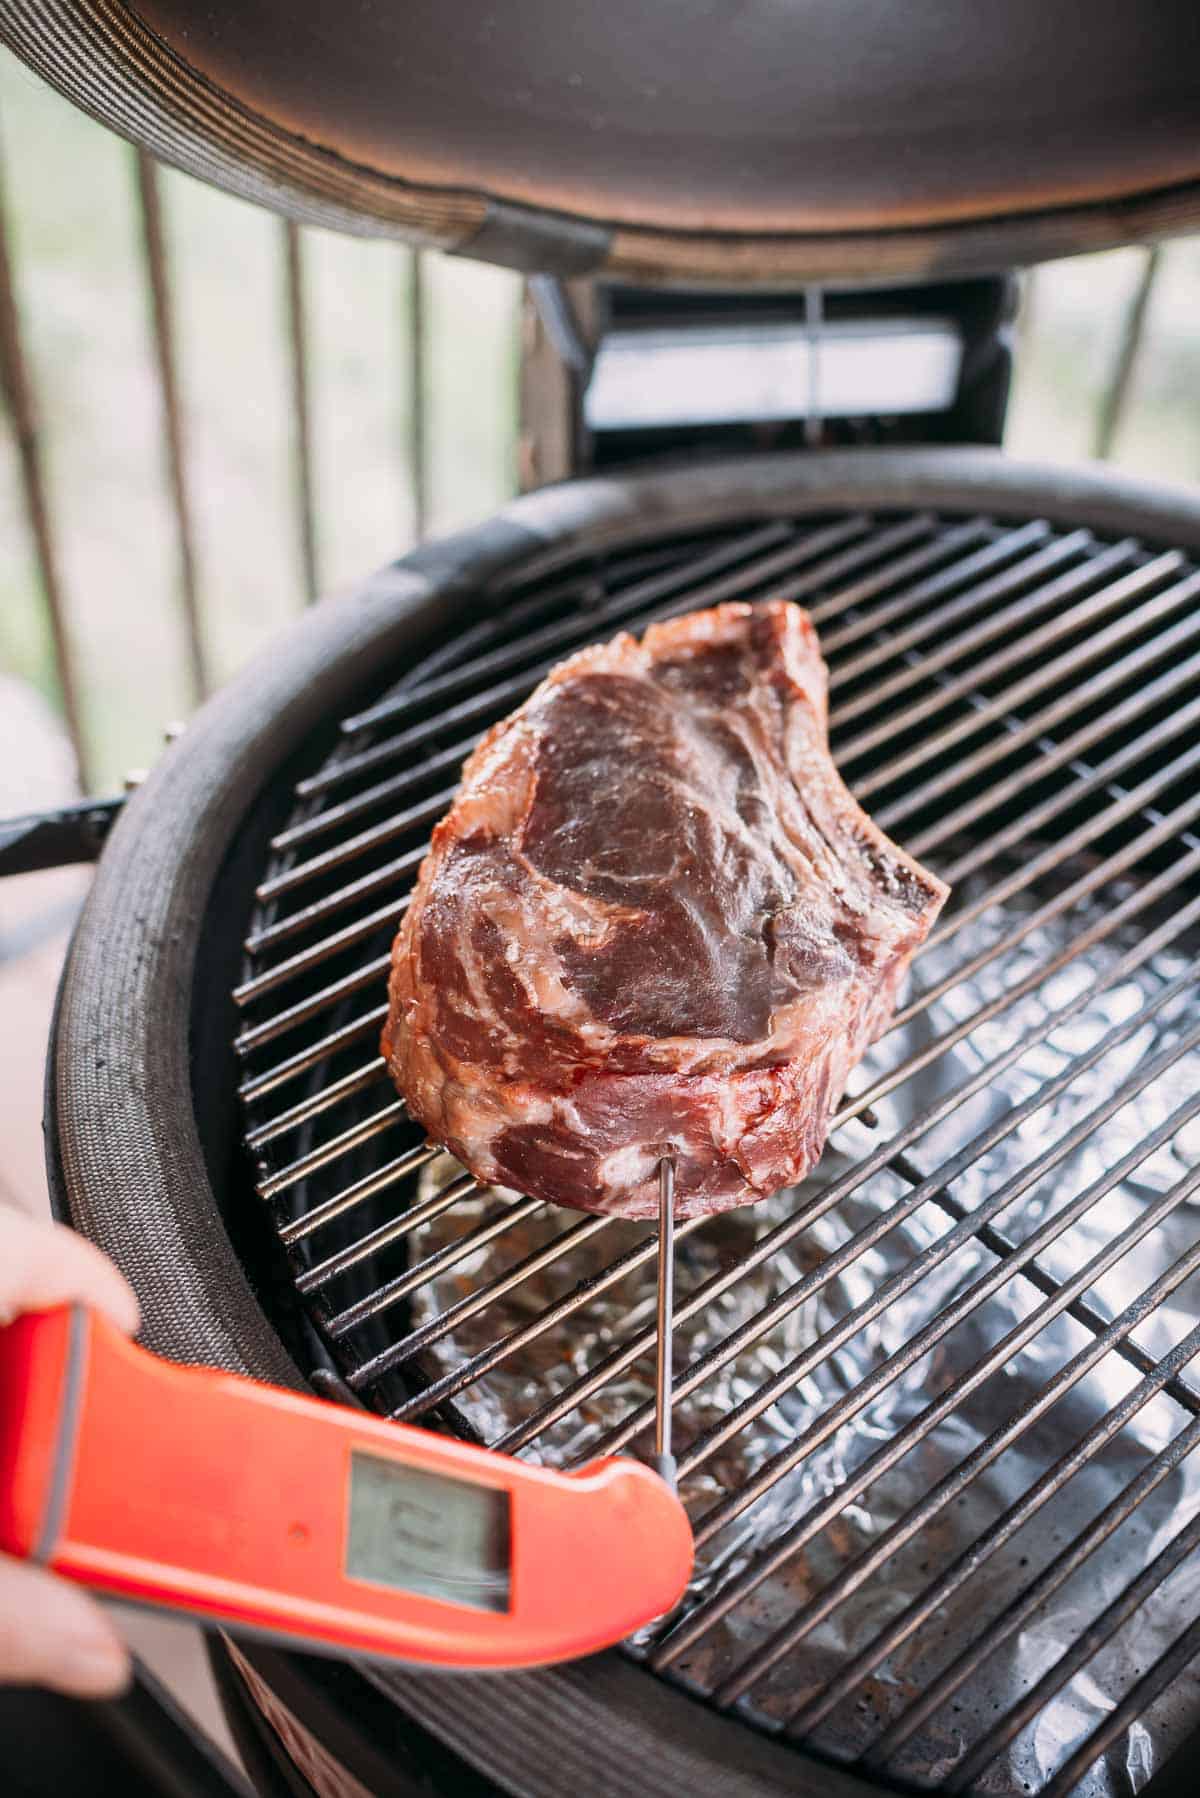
[0,52,518,802]
[2,52,1199,803]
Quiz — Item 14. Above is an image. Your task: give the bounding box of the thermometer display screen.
[346,1451,511,1612]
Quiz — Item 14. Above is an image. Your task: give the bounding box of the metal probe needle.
[651,1156,677,1490]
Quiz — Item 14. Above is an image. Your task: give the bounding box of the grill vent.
[238,507,1200,1797]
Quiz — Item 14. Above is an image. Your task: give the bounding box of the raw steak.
[383,599,948,1220]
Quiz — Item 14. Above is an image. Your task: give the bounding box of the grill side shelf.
[0,797,123,877]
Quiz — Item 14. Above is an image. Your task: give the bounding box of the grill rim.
[44,445,1200,1798]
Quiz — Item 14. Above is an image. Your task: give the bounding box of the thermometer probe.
[0,1303,692,1670]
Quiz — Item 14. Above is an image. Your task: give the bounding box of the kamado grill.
[4,6,1200,1798]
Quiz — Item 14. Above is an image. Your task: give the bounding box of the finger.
[0,1554,130,1698]
[0,1210,139,1337]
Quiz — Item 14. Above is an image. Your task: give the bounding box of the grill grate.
[237,507,1200,1796]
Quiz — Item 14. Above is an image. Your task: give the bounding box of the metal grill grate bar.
[294,716,495,811]
[270,735,475,857]
[334,525,894,771]
[588,971,1200,1480]
[352,1212,613,1387]
[667,1211,1200,1690]
[311,513,1015,823]
[343,516,875,737]
[347,520,802,729]
[861,1413,1200,1766]
[950,1509,1200,1794]
[245,1060,389,1151]
[256,788,454,907]
[298,542,719,804]
[839,548,1185,765]
[234,954,393,1056]
[800,516,991,637]
[277,1140,442,1246]
[256,1099,406,1199]
[829,528,1112,705]
[296,1172,480,1292]
[910,756,1200,962]
[243,848,427,957]
[236,900,409,1009]
[657,514,940,619]
[708,1187,1200,1708]
[875,602,1200,840]
[901,651,1200,864]
[483,537,699,615]
[429,893,1200,1450]
[237,1005,388,1102]
[851,563,1200,797]
[380,1214,704,1411]
[1024,1626,1200,1798]
[328,1194,545,1337]
[925,756,1200,948]
[814,518,1044,640]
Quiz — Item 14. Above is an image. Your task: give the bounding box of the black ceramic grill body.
[44,449,1200,1797]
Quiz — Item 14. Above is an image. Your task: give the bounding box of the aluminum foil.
[408,857,1200,1796]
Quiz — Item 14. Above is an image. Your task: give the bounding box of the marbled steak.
[383,600,948,1220]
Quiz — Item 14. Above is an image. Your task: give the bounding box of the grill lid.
[4,1,1200,282]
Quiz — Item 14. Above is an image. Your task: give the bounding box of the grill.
[206,455,1200,1797]
[8,5,1200,1795]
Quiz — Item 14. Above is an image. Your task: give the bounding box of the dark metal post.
[134,149,208,700]
[0,122,89,788]
[282,219,319,604]
[407,249,428,541]
[1094,243,1163,460]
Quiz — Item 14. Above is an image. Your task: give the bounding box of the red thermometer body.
[0,1307,692,1670]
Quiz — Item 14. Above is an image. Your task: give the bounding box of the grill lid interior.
[237,493,1200,1797]
[4,1,1200,281]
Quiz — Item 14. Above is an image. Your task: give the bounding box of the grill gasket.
[236,489,1200,1797]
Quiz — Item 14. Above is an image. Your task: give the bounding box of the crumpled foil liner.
[407,857,1200,1796]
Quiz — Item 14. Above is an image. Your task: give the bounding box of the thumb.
[0,1210,139,1338]
[0,1554,130,1698]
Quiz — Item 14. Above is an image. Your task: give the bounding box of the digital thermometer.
[0,1306,692,1669]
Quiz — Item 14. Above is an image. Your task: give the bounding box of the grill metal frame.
[45,449,1200,1798]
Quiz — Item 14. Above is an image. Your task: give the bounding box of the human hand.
[0,1207,139,1696]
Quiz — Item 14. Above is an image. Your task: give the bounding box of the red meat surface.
[383,599,948,1219]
